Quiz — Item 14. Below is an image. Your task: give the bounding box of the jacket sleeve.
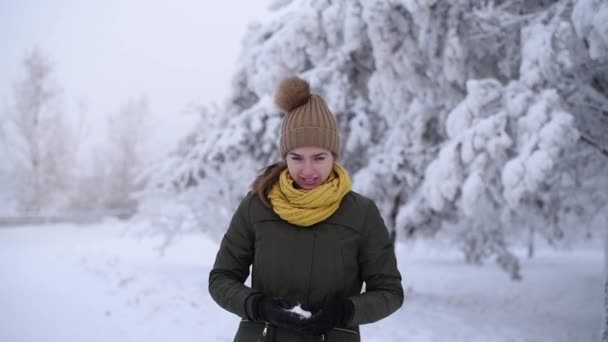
[208,194,262,320]
[348,200,404,325]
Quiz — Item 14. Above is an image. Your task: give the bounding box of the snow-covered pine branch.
[145,0,608,279]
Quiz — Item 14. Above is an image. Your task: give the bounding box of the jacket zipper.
[241,320,270,342]
[240,319,270,336]
[305,230,317,306]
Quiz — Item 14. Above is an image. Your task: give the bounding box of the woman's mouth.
[300,177,317,187]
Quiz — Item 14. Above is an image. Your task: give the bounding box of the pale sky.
[1,0,272,157]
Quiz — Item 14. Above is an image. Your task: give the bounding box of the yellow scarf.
[268,163,352,227]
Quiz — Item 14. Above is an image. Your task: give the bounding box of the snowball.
[285,304,311,319]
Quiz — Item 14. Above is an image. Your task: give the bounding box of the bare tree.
[1,49,76,214]
[91,97,150,217]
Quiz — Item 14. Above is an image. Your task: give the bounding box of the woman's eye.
[315,157,325,161]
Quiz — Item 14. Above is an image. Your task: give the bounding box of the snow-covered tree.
[139,104,259,243]
[397,79,579,278]
[147,0,608,278]
[0,49,77,214]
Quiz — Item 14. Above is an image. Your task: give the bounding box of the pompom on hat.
[274,76,341,159]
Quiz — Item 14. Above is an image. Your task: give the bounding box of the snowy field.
[0,220,602,342]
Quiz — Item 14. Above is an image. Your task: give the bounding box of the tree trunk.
[388,192,401,244]
[527,225,535,259]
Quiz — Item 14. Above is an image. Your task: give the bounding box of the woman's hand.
[253,296,306,329]
[296,298,354,336]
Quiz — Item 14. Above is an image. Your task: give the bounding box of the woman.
[209,76,403,341]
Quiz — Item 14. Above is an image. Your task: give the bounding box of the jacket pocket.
[233,320,269,342]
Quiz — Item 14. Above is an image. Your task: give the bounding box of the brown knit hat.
[275,76,340,159]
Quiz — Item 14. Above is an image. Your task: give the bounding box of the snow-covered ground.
[0,220,602,342]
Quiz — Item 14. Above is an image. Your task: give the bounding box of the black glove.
[296,298,354,336]
[253,295,305,329]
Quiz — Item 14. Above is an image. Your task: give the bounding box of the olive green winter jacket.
[209,191,404,342]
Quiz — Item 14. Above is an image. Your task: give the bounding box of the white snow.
[572,0,608,59]
[285,304,312,319]
[461,172,485,217]
[0,220,602,342]
[445,101,472,139]
[502,158,526,207]
[571,0,596,38]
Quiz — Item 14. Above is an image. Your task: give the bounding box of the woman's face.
[285,146,335,190]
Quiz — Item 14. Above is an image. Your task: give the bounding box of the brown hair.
[250,161,287,207]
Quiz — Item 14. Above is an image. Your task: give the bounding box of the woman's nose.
[301,160,315,174]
